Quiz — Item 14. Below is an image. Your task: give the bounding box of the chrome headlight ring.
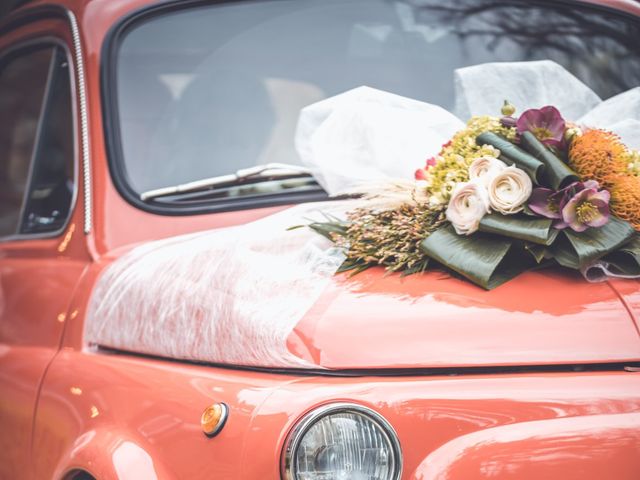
[281,402,403,480]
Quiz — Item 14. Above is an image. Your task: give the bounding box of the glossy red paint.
[0,15,91,478]
[0,0,638,479]
[607,278,640,335]
[288,268,640,369]
[31,350,640,479]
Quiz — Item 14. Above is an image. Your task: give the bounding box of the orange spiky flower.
[568,129,628,185]
[606,174,640,231]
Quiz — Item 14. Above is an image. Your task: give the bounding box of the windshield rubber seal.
[101,0,640,216]
[101,0,330,217]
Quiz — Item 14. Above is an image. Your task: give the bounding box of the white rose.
[446,179,490,235]
[469,156,507,185]
[487,165,533,215]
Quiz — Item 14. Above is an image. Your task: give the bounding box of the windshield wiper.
[140,163,315,201]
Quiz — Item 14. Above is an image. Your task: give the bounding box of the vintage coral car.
[1,0,640,478]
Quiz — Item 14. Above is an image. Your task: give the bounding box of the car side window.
[20,47,74,234]
[0,44,74,238]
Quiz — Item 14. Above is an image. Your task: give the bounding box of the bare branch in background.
[401,0,640,98]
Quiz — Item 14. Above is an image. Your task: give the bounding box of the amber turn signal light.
[201,402,228,437]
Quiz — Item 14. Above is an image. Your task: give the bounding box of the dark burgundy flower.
[516,106,566,148]
[529,180,610,231]
[528,187,566,219]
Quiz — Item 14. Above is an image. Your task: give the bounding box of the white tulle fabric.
[577,87,640,150]
[295,86,464,195]
[86,61,640,366]
[86,202,349,367]
[453,60,603,121]
[298,60,639,196]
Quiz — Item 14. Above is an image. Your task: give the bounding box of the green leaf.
[550,216,636,269]
[336,258,371,275]
[479,213,558,245]
[521,204,538,216]
[519,132,579,189]
[599,234,640,276]
[308,221,349,241]
[524,243,549,264]
[399,260,430,277]
[420,225,535,290]
[476,132,544,184]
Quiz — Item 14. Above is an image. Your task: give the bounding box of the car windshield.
[113,0,640,201]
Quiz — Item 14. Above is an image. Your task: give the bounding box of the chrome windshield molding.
[66,10,92,235]
[281,402,403,480]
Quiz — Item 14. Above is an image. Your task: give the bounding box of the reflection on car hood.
[287,268,640,370]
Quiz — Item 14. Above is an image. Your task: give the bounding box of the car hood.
[86,204,640,371]
[286,268,640,369]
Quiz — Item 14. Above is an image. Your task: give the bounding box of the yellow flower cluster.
[626,149,640,176]
[423,116,516,206]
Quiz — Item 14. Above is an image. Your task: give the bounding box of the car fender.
[53,428,174,480]
[412,412,640,479]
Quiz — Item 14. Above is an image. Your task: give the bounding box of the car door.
[0,14,90,479]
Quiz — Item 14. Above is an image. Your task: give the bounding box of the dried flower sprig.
[329,203,446,275]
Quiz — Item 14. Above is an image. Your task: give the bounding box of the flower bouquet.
[308,101,640,289]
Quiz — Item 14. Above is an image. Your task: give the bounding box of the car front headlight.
[281,403,402,480]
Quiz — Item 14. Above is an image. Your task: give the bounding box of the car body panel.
[32,350,301,479]
[32,350,640,479]
[0,253,88,478]
[0,13,91,478]
[288,267,640,369]
[0,0,638,478]
[607,279,640,333]
[412,412,640,479]
[80,223,640,371]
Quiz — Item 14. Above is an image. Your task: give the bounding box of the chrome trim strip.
[281,402,403,480]
[66,10,92,234]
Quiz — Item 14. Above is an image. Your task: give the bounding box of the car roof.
[6,0,640,19]
[6,0,93,14]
